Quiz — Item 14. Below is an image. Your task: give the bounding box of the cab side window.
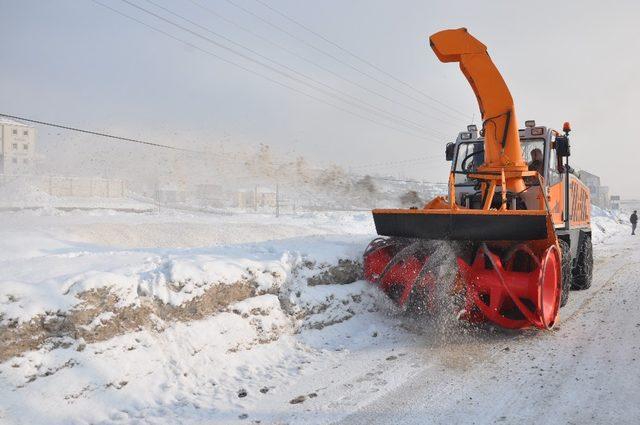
[548,136,562,185]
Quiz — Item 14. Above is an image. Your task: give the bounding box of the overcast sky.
[2,0,639,197]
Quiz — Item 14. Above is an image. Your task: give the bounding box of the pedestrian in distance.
[631,210,638,235]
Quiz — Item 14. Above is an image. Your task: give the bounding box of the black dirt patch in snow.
[290,395,306,404]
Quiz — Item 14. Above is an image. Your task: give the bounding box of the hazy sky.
[2,0,639,197]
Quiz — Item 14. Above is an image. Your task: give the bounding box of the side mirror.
[555,135,570,157]
[445,142,455,161]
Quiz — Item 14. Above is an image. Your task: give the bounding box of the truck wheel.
[571,234,593,290]
[558,240,572,307]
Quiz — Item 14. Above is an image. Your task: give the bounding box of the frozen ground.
[0,205,637,424]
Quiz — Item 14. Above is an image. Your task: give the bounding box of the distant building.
[611,195,621,210]
[0,117,36,175]
[579,170,600,197]
[598,186,610,209]
[578,170,605,208]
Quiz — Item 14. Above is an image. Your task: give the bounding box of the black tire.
[571,233,593,290]
[558,240,572,307]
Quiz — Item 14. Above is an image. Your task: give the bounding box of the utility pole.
[155,181,161,214]
[275,183,280,218]
[254,185,258,212]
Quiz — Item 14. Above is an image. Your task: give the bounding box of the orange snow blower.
[363,28,593,329]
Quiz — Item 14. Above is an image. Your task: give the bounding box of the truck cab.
[447,121,592,263]
[447,121,590,231]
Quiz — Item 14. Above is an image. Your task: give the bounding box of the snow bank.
[0,236,366,326]
[0,207,376,370]
[0,209,383,425]
[0,295,298,424]
[0,281,387,425]
[591,205,631,244]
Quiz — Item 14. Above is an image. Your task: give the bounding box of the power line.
[64,1,458,175]
[139,0,447,139]
[353,173,447,186]
[369,158,445,172]
[352,158,445,174]
[0,113,202,153]
[187,0,460,131]
[223,0,468,123]
[91,0,434,141]
[349,154,441,170]
[114,0,437,141]
[251,0,471,120]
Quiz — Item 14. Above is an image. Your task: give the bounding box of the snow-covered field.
[0,205,636,424]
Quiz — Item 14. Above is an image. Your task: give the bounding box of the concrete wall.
[236,189,277,209]
[0,174,125,198]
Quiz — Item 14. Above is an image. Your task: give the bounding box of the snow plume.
[397,240,467,341]
[427,241,464,327]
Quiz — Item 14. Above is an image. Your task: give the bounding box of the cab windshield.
[453,141,483,185]
[453,138,546,185]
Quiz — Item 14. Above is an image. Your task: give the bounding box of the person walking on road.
[631,210,638,235]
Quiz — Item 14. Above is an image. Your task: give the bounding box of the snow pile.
[0,208,386,425]
[0,282,388,425]
[0,236,365,326]
[591,205,631,244]
[0,207,377,373]
[0,295,299,424]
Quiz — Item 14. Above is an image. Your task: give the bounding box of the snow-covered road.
[331,232,640,425]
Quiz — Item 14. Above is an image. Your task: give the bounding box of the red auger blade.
[457,243,561,329]
[363,238,562,330]
[363,238,436,308]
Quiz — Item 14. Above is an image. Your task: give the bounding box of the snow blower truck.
[363,28,593,330]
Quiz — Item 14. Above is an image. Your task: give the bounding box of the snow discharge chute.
[363,28,562,330]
